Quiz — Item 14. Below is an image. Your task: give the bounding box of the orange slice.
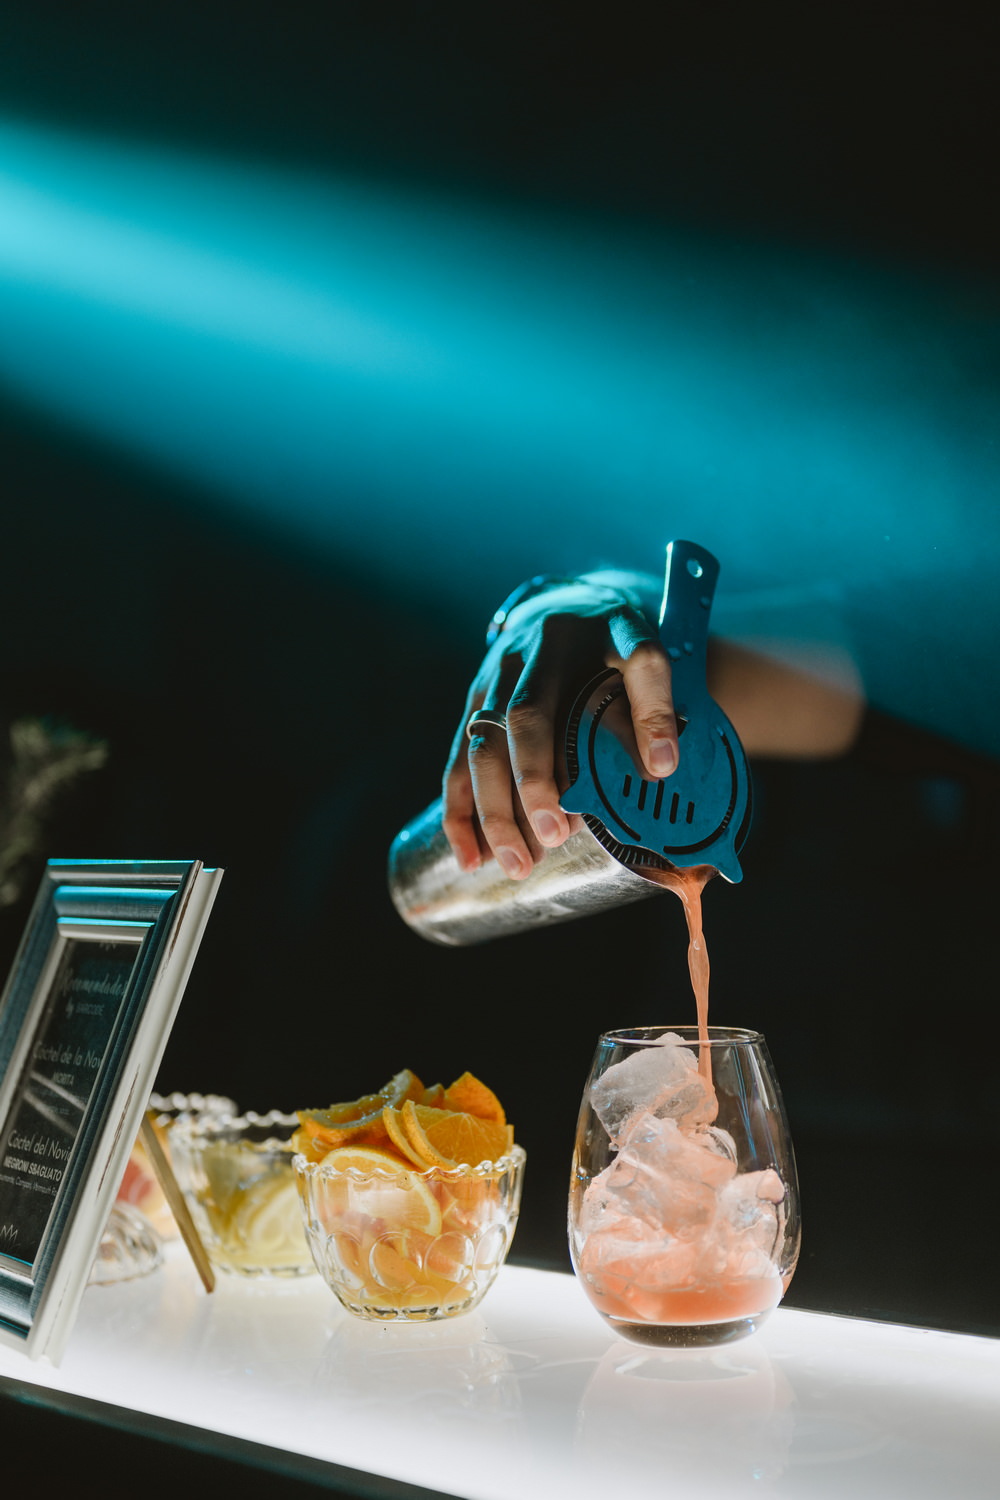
[400,1100,511,1169]
[381,1105,432,1169]
[292,1122,388,1163]
[317,1144,442,1236]
[443,1072,506,1124]
[421,1082,446,1107]
[296,1069,424,1159]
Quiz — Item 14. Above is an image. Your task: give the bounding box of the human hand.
[441,577,679,879]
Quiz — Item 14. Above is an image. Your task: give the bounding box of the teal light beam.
[0,119,997,750]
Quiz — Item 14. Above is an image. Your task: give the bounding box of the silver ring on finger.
[466,708,508,740]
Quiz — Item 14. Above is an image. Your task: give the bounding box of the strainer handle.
[657,540,720,709]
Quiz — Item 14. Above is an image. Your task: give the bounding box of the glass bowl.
[117,1092,239,1241]
[171,1110,315,1278]
[294,1145,526,1321]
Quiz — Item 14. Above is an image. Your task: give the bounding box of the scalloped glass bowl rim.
[149,1090,238,1123]
[292,1142,526,1183]
[171,1108,300,1153]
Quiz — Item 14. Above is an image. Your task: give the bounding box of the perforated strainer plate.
[561,541,751,883]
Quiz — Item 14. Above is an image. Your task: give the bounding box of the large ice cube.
[716,1172,783,1265]
[583,1113,738,1238]
[580,1055,786,1312]
[590,1033,717,1141]
[577,1213,703,1292]
[620,1114,738,1186]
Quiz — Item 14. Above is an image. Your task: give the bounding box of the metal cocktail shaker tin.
[388,541,752,946]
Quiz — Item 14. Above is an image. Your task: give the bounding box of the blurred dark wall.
[2,2,997,275]
[1,2,998,1335]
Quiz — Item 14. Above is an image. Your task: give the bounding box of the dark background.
[1,1,998,1345]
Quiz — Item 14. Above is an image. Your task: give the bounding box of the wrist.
[485,573,654,647]
[485,575,577,646]
[577,570,661,625]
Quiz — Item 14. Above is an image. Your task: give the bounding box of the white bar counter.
[1,1244,997,1499]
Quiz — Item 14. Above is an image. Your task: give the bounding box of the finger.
[512,790,545,863]
[442,758,484,871]
[505,645,573,849]
[441,693,485,871]
[607,618,679,778]
[467,720,535,879]
[463,651,540,879]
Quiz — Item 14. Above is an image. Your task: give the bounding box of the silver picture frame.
[0,859,223,1363]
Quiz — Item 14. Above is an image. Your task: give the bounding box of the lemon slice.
[231,1173,305,1257]
[319,1145,442,1236]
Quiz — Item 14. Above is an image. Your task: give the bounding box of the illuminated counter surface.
[0,1245,997,1500]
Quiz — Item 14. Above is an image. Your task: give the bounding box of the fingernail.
[531,810,563,846]
[648,739,678,776]
[497,847,525,879]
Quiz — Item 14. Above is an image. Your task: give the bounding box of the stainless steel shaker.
[387,541,752,946]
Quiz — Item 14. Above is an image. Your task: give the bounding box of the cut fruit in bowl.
[311,1145,444,1237]
[291,1067,523,1322]
[171,1110,315,1278]
[441,1072,506,1124]
[398,1101,512,1170]
[293,1069,426,1162]
[294,1144,525,1323]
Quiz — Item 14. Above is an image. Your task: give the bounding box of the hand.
[441,578,679,879]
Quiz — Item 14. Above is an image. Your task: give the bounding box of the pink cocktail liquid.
[648,866,714,1076]
[583,1273,783,1330]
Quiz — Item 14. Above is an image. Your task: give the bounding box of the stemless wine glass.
[569,1026,800,1348]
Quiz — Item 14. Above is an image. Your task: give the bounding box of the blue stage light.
[1,118,997,751]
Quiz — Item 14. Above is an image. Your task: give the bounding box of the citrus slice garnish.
[318,1144,442,1236]
[231,1174,305,1257]
[400,1100,511,1169]
[381,1105,433,1168]
[295,1069,424,1160]
[442,1072,506,1124]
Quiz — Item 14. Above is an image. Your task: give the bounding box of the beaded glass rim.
[170,1107,299,1152]
[292,1142,526,1183]
[149,1090,237,1118]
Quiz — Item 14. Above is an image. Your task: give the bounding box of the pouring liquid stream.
[644,863,716,1090]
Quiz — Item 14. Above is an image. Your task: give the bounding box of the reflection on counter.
[2,1255,997,1500]
[318,1313,523,1424]
[577,1339,795,1486]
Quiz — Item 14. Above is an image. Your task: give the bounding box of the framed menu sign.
[0,859,222,1362]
